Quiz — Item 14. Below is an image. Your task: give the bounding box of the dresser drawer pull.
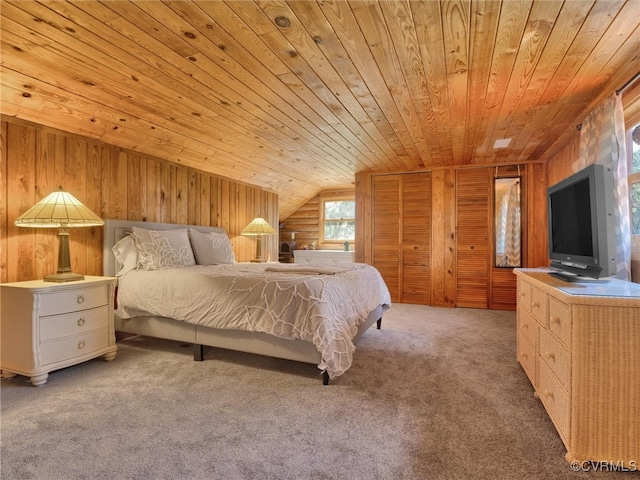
[545,352,556,361]
[520,351,527,359]
[332,258,339,263]
[76,294,85,305]
[544,390,554,400]
[551,316,561,324]
[77,317,85,327]
[77,340,86,350]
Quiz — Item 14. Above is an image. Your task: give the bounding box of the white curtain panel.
[577,94,631,280]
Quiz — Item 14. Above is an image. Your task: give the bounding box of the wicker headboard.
[103,219,226,276]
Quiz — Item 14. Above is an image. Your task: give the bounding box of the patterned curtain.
[495,180,521,267]
[576,94,631,280]
[504,184,521,266]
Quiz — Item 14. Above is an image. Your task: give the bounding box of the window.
[321,198,355,243]
[629,123,640,235]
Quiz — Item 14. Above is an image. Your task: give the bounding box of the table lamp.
[14,186,105,282]
[241,216,276,262]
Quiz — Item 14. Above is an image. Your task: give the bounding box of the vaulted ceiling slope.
[1,1,639,218]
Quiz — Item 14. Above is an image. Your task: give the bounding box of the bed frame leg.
[322,370,330,385]
[377,317,382,329]
[194,344,205,361]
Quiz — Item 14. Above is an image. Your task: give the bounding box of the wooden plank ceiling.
[1,0,639,218]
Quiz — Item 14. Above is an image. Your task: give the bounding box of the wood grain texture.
[1,0,637,218]
[1,118,278,283]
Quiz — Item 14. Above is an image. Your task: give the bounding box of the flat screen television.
[547,163,616,282]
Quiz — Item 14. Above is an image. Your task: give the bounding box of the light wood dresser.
[1,276,117,386]
[515,268,639,468]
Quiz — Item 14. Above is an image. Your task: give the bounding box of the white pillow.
[132,227,196,271]
[189,228,236,265]
[112,234,138,276]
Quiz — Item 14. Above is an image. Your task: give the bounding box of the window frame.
[318,194,356,247]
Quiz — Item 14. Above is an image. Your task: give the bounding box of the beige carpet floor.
[1,304,636,479]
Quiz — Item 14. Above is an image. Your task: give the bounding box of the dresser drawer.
[517,307,538,348]
[548,297,571,348]
[539,328,571,390]
[517,278,531,312]
[293,250,355,264]
[40,327,109,366]
[530,286,548,326]
[538,360,570,442]
[517,330,537,386]
[39,306,109,342]
[39,285,108,316]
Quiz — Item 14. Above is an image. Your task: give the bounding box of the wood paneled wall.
[0,118,279,283]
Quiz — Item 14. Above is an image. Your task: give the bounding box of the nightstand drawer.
[39,306,108,341]
[40,327,109,365]
[39,285,108,316]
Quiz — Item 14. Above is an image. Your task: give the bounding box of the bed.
[103,219,391,384]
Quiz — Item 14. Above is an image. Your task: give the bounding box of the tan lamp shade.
[14,187,104,282]
[241,217,276,262]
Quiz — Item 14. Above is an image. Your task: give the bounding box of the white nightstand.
[0,276,117,386]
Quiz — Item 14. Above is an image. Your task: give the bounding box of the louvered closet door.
[402,173,431,304]
[456,169,490,308]
[372,173,432,304]
[372,175,400,301]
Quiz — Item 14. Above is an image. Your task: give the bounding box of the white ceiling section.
[1,1,639,218]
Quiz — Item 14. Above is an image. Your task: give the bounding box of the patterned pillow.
[189,228,236,265]
[132,227,196,271]
[112,234,138,276]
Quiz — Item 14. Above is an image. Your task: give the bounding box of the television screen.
[547,163,616,281]
[549,177,593,257]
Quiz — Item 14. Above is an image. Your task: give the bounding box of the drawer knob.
[77,340,86,350]
[520,352,527,358]
[332,258,339,263]
[77,317,85,327]
[545,352,555,361]
[76,295,85,304]
[544,390,554,400]
[551,316,561,324]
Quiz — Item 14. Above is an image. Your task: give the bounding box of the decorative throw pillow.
[189,228,236,265]
[112,234,138,276]
[132,227,196,270]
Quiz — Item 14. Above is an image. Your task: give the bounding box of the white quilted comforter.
[115,263,391,378]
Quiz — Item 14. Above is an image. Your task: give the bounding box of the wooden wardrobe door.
[372,175,401,301]
[402,172,431,304]
[372,173,432,304]
[456,168,490,308]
